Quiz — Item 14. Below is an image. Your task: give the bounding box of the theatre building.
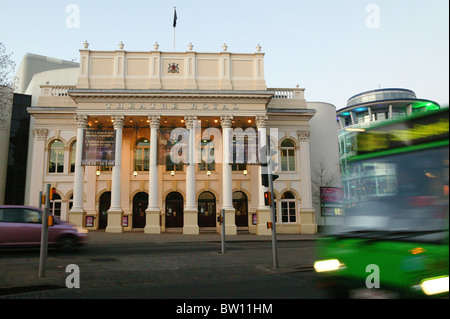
[26,43,318,235]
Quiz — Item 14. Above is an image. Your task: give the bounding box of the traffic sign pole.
[221,208,226,254]
[39,184,51,278]
[267,135,279,270]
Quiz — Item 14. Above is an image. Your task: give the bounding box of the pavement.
[0,230,317,297]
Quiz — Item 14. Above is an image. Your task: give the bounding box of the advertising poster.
[82,130,116,166]
[320,187,344,216]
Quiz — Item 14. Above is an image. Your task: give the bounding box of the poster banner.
[82,130,116,166]
[320,187,344,216]
[157,126,272,166]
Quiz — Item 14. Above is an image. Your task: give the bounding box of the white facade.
[25,45,322,235]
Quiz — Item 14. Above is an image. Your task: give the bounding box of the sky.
[0,0,448,109]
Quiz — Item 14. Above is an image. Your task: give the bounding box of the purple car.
[0,206,88,251]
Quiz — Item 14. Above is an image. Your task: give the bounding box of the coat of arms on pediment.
[168,62,179,73]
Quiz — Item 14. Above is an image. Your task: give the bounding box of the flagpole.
[173,6,176,51]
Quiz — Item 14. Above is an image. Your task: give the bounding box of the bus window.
[342,146,449,242]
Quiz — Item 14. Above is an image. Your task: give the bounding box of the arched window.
[134,138,150,172]
[281,139,296,172]
[68,194,74,210]
[280,191,296,223]
[49,140,65,173]
[70,141,76,173]
[50,193,62,217]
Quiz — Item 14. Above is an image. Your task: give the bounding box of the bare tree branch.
[0,42,16,87]
[311,160,336,205]
[0,43,16,133]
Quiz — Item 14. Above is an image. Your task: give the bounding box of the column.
[183,115,199,234]
[106,115,124,233]
[69,114,88,227]
[28,129,48,207]
[350,111,357,125]
[145,115,161,234]
[406,104,413,116]
[255,115,271,235]
[297,130,317,234]
[220,115,236,235]
[368,107,373,121]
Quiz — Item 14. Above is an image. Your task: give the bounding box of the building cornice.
[68,89,274,103]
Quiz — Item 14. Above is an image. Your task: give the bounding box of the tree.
[0,42,16,134]
[0,42,16,87]
[311,160,336,206]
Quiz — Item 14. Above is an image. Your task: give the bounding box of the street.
[0,234,325,299]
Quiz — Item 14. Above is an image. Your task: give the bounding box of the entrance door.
[165,192,183,228]
[233,191,248,227]
[198,191,216,227]
[98,191,111,230]
[133,192,148,229]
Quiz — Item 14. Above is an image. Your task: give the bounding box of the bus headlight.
[314,259,345,273]
[420,276,449,296]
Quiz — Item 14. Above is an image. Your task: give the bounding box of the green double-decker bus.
[315,108,449,298]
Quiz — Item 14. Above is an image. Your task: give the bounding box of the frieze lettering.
[105,103,239,110]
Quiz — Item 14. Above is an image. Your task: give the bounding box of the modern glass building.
[337,88,440,208]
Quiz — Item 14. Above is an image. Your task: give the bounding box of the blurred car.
[0,205,88,251]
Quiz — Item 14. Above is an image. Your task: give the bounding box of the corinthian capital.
[255,115,268,128]
[148,115,161,129]
[220,115,233,128]
[75,114,88,128]
[112,115,125,128]
[297,130,311,141]
[184,115,198,129]
[34,129,48,141]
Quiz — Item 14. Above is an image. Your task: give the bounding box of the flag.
[173,7,177,28]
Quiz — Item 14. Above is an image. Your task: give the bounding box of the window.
[100,165,113,172]
[50,193,62,217]
[198,138,215,171]
[280,191,296,223]
[70,141,76,173]
[49,140,64,173]
[134,138,150,172]
[232,135,247,171]
[23,209,41,223]
[165,135,184,172]
[281,139,296,171]
[69,194,74,211]
[0,208,41,223]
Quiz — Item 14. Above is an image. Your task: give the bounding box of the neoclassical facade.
[27,44,317,235]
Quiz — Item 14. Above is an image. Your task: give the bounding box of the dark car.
[0,205,88,251]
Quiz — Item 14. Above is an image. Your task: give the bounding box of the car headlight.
[314,259,345,273]
[75,226,88,234]
[420,276,449,296]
